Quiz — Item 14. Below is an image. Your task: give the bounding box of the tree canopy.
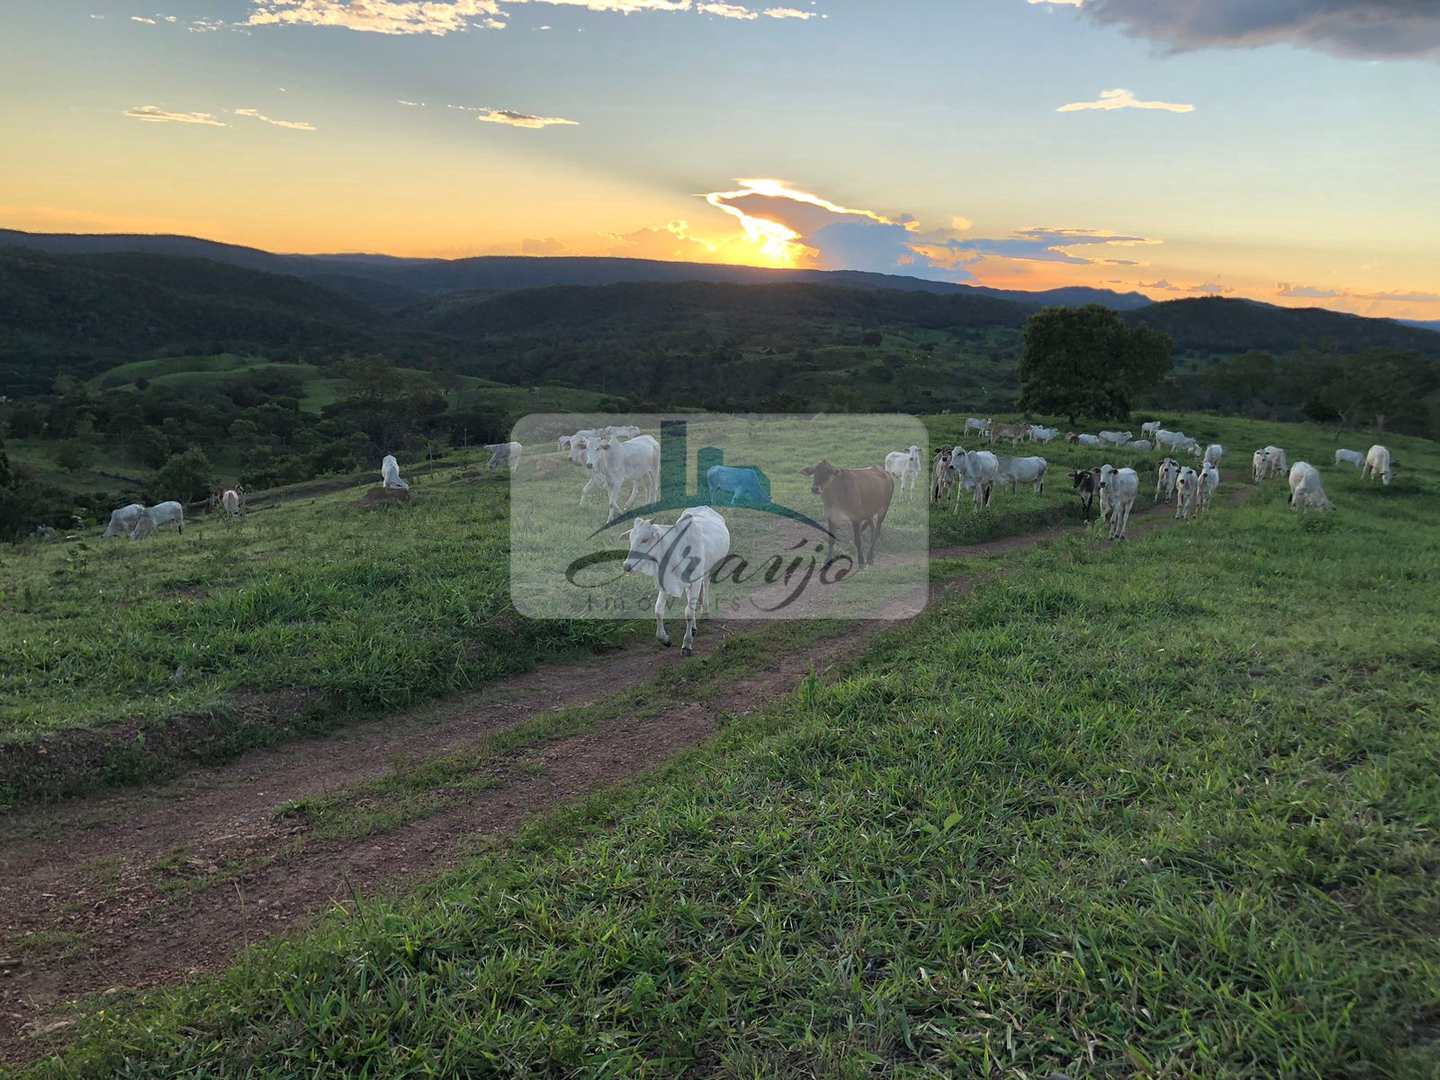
[1019,305,1173,425]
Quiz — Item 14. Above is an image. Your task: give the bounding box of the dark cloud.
[1076,0,1440,61]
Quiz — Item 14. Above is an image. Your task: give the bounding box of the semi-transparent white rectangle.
[509,414,930,621]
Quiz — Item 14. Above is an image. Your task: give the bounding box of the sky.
[2,0,1439,317]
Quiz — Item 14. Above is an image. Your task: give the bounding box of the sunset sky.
[3,0,1439,317]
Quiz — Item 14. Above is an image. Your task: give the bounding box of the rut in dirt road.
[0,486,1245,1064]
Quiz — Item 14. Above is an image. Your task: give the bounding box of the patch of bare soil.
[0,488,1249,1064]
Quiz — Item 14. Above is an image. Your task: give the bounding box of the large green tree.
[1018,305,1173,426]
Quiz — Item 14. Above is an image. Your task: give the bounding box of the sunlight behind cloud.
[1058,88,1194,113]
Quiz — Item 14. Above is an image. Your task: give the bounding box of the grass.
[21,413,1440,1077]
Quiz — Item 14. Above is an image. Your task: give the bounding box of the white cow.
[1199,461,1220,511]
[623,506,731,656]
[1363,444,1393,486]
[485,441,523,471]
[1334,448,1366,470]
[1288,462,1333,511]
[996,455,1047,495]
[1155,457,1180,503]
[1174,467,1200,520]
[604,424,642,440]
[1262,446,1288,480]
[964,417,991,438]
[594,434,660,518]
[1028,425,1059,444]
[1098,465,1139,539]
[1203,444,1224,467]
[1098,430,1134,446]
[930,450,954,504]
[102,502,145,539]
[381,455,409,491]
[884,446,923,498]
[568,430,601,466]
[220,488,243,518]
[1154,429,1194,454]
[1252,449,1268,483]
[948,450,999,511]
[130,500,185,540]
[1140,420,1162,438]
[1076,434,1103,448]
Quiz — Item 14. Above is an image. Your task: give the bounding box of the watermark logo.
[509,414,929,620]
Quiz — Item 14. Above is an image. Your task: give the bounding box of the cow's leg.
[682,583,700,656]
[852,521,867,569]
[869,506,889,564]
[654,590,671,646]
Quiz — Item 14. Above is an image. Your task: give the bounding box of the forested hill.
[0,228,1151,310]
[1127,297,1440,356]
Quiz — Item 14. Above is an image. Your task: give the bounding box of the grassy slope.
[27,420,1440,1077]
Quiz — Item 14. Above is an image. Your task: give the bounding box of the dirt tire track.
[0,485,1251,1064]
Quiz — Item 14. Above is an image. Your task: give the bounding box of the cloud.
[473,107,578,128]
[1277,282,1343,299]
[1142,278,1234,294]
[130,15,157,23]
[607,220,720,261]
[1037,0,1440,62]
[245,0,820,35]
[1058,87,1194,112]
[397,99,426,107]
[124,105,227,126]
[941,226,1160,265]
[234,107,317,130]
[522,236,567,255]
[1352,289,1440,303]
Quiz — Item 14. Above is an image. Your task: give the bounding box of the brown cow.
[801,461,895,569]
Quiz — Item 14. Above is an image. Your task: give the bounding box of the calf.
[1203,444,1224,467]
[1262,445,1288,479]
[1252,449,1268,483]
[1199,461,1220,511]
[1363,444,1392,486]
[1174,467,1200,520]
[1334,448,1365,470]
[1098,465,1139,539]
[802,460,895,568]
[930,448,954,504]
[1071,467,1100,520]
[1155,457,1180,503]
[1288,462,1333,511]
[884,445,923,497]
[623,507,731,656]
[996,455,1047,495]
[707,464,769,506]
[484,441,523,471]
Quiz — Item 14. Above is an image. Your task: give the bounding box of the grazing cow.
[964,417,991,438]
[1199,461,1220,510]
[623,506,731,656]
[1071,468,1100,520]
[1076,433,1103,448]
[1262,446,1288,480]
[1334,448,1366,470]
[1140,420,1162,438]
[381,455,409,491]
[930,449,954,504]
[884,445,923,497]
[1098,430,1134,446]
[1203,444,1224,467]
[990,422,1029,446]
[594,434,661,518]
[948,450,1000,511]
[1098,465,1139,539]
[1126,439,1153,452]
[706,464,769,506]
[102,502,145,539]
[130,501,185,540]
[1174,467,1200,520]
[484,441,523,471]
[1288,462,1333,511]
[1028,425,1059,444]
[1154,429,1195,455]
[996,455,1047,495]
[604,424,642,440]
[1155,457,1180,503]
[801,461,895,569]
[1363,444,1393,486]
[220,488,243,518]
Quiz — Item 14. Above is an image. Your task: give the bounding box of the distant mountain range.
[1398,319,1440,334]
[0,228,1154,312]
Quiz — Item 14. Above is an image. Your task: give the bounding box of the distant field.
[29,413,1440,1078]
